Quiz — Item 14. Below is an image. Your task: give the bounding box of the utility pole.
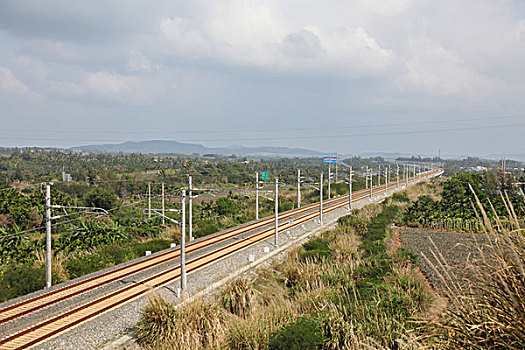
[405,164,408,186]
[45,183,52,289]
[348,166,353,210]
[384,167,388,195]
[255,172,259,220]
[369,168,373,199]
[328,166,331,199]
[180,189,186,290]
[188,176,193,241]
[335,152,338,182]
[320,173,323,224]
[274,177,279,246]
[378,165,381,188]
[147,183,152,219]
[161,183,165,225]
[396,165,399,189]
[297,169,301,208]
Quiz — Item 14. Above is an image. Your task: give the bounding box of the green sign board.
[261,172,269,180]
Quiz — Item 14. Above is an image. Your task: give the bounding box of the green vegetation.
[268,317,326,350]
[402,171,525,228]
[135,201,434,349]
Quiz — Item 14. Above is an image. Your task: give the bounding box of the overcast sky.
[1,0,524,156]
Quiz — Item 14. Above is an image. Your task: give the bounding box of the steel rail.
[0,182,365,326]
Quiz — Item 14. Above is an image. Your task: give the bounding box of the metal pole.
[397,165,399,189]
[297,169,301,208]
[369,168,373,199]
[161,182,165,225]
[320,173,323,224]
[377,165,380,188]
[335,152,338,182]
[349,166,352,209]
[148,182,151,219]
[188,175,193,241]
[180,189,186,290]
[384,167,388,194]
[328,165,331,199]
[255,172,259,220]
[365,167,369,189]
[274,177,279,246]
[45,183,52,289]
[405,164,408,186]
[328,152,331,200]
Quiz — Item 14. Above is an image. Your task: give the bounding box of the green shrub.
[55,221,128,253]
[0,265,46,302]
[268,317,327,350]
[99,245,135,265]
[65,254,107,279]
[196,222,220,238]
[83,187,118,210]
[130,239,171,257]
[299,238,332,261]
[392,191,410,203]
[337,215,368,235]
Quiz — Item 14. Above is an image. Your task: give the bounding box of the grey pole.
[378,165,381,188]
[327,166,331,199]
[255,172,259,221]
[396,165,399,189]
[348,166,352,209]
[274,177,279,246]
[365,167,369,189]
[180,189,186,290]
[161,183,165,225]
[188,175,192,242]
[413,164,416,183]
[148,182,151,219]
[320,173,323,225]
[297,169,301,208]
[403,164,410,187]
[45,183,52,289]
[384,167,388,195]
[369,168,373,199]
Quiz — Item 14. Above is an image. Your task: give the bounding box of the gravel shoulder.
[399,227,490,293]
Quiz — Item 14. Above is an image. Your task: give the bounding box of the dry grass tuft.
[135,294,225,349]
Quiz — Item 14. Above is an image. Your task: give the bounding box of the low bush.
[268,317,326,350]
[65,254,107,279]
[0,265,46,302]
[299,238,332,261]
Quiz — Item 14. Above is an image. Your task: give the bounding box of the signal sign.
[323,156,338,163]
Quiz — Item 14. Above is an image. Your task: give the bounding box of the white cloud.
[20,39,78,61]
[0,66,44,102]
[127,51,154,72]
[404,37,492,97]
[85,71,138,99]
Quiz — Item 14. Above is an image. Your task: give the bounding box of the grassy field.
[134,194,435,349]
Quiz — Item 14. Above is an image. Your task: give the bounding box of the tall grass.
[135,199,436,349]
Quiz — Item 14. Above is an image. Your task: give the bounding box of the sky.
[1,0,525,157]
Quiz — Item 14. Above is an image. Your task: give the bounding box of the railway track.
[0,170,440,349]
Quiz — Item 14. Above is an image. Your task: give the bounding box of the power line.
[0,200,146,238]
[1,121,523,143]
[1,114,523,135]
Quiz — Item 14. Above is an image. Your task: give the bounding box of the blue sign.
[323,157,338,163]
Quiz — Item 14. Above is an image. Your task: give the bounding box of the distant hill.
[70,140,324,158]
